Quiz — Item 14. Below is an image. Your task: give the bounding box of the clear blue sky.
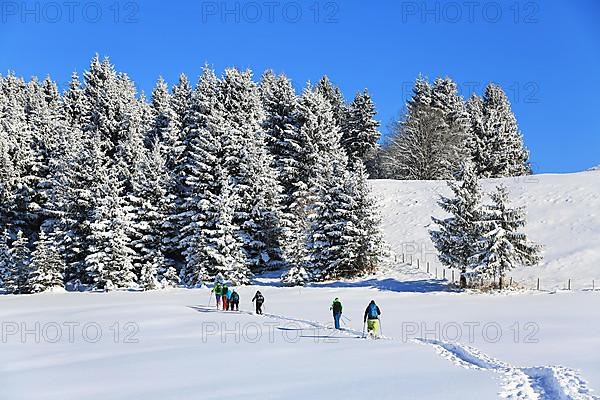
[1,0,598,173]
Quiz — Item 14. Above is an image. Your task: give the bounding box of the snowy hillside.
[372,171,600,290]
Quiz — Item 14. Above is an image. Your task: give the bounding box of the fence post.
[568,279,571,291]
[537,278,540,291]
[443,269,446,280]
[394,254,397,263]
[410,254,413,265]
[509,277,513,287]
[402,254,405,263]
[417,259,420,268]
[435,268,438,279]
[427,262,430,273]
[452,270,455,282]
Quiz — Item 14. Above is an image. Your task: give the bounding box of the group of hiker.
[330,297,382,337]
[211,282,240,311]
[211,282,265,315]
[210,277,382,337]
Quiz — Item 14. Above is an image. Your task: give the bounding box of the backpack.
[367,303,379,319]
[231,292,239,302]
[222,285,229,295]
[255,293,264,304]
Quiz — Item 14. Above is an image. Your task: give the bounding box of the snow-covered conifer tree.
[259,70,305,271]
[28,231,65,293]
[0,230,11,290]
[63,72,86,129]
[346,162,386,275]
[472,185,542,288]
[128,143,177,289]
[315,75,347,128]
[176,66,226,285]
[220,67,283,273]
[295,86,357,281]
[148,77,179,154]
[84,150,136,291]
[479,84,531,177]
[466,94,487,176]
[185,171,250,285]
[4,231,31,294]
[430,162,483,272]
[341,90,381,172]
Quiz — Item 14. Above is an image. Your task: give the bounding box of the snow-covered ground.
[2,171,599,399]
[1,283,599,399]
[373,171,600,291]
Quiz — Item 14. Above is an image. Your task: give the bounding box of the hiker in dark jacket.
[252,291,264,315]
[230,290,240,311]
[330,298,343,330]
[363,300,381,337]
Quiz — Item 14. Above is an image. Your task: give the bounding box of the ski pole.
[342,315,351,323]
[379,317,383,337]
[362,320,366,339]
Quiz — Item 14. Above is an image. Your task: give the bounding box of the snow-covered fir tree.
[128,143,178,289]
[341,90,381,175]
[258,70,306,271]
[176,66,226,285]
[280,85,344,285]
[84,149,136,291]
[346,162,386,275]
[186,171,251,285]
[28,231,65,293]
[471,185,541,289]
[147,77,180,153]
[4,231,31,294]
[430,162,484,272]
[0,230,11,290]
[220,67,284,273]
[63,72,85,129]
[170,73,193,134]
[308,161,385,281]
[476,84,531,177]
[293,86,371,282]
[315,75,347,129]
[51,131,103,285]
[466,94,487,176]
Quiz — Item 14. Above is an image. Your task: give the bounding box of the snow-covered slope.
[372,171,600,290]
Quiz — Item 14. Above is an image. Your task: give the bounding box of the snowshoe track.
[197,306,598,399]
[413,339,598,400]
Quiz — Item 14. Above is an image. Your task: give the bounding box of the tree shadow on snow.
[311,278,459,294]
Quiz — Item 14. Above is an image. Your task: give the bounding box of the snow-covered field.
[2,282,599,399]
[2,171,599,399]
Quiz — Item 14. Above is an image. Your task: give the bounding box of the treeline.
[0,55,385,293]
[376,76,531,180]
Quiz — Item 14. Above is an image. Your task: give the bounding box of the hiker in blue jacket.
[363,300,381,337]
